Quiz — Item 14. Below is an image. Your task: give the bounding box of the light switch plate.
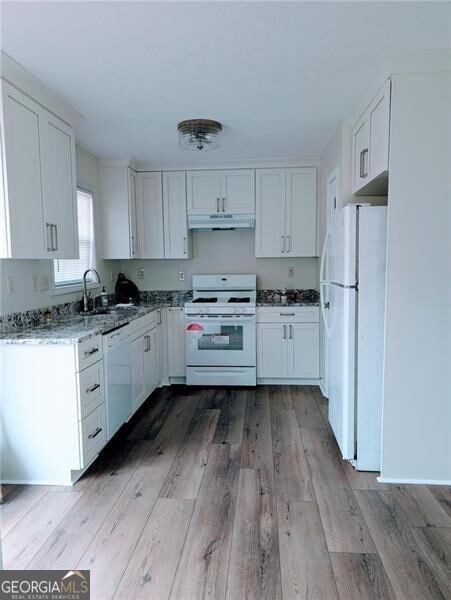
[6,276,15,295]
[40,274,50,292]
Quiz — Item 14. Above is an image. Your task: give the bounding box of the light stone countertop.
[0,303,168,345]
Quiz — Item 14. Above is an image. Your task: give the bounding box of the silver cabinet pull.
[86,383,100,394]
[289,324,293,340]
[183,236,187,254]
[280,312,295,316]
[283,324,287,339]
[222,197,226,212]
[144,335,151,352]
[52,224,58,251]
[88,427,102,439]
[46,223,52,251]
[157,310,161,325]
[360,148,369,179]
[216,198,220,213]
[84,347,99,357]
[281,236,285,253]
[287,235,292,253]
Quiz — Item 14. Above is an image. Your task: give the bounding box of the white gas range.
[184,274,257,386]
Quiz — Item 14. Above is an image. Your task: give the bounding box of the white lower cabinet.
[257,307,320,381]
[166,307,186,378]
[0,342,107,486]
[131,314,162,412]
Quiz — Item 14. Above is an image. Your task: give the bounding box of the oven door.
[185,314,256,367]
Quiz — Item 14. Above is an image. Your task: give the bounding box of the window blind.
[54,190,95,286]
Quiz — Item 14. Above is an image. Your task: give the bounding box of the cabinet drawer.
[129,309,161,339]
[77,335,103,371]
[257,306,319,323]
[80,402,106,468]
[78,360,104,419]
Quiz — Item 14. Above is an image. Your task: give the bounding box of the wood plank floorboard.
[2,385,450,600]
[213,388,247,445]
[114,497,194,600]
[330,552,396,600]
[429,485,451,520]
[277,499,338,599]
[169,443,240,600]
[271,408,314,502]
[2,491,82,569]
[160,408,220,499]
[355,489,451,599]
[291,385,326,429]
[226,468,281,600]
[301,425,376,553]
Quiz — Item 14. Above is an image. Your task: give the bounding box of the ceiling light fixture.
[177,119,223,151]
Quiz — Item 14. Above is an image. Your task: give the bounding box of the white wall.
[120,229,318,291]
[0,146,120,316]
[380,71,451,483]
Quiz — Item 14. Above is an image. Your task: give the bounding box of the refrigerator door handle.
[320,227,332,338]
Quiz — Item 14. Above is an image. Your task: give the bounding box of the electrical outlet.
[32,274,39,292]
[288,266,295,277]
[40,274,50,292]
[6,276,15,295]
[138,268,145,279]
[178,270,185,282]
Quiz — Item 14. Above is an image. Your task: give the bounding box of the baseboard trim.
[377,476,451,485]
[319,382,328,398]
[257,378,320,385]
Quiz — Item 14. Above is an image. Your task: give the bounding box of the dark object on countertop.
[115,273,139,304]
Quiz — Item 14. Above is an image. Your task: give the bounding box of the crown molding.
[0,50,83,129]
[134,156,320,172]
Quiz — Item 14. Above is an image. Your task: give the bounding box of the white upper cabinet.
[256,167,317,257]
[285,168,317,257]
[163,171,189,259]
[99,165,138,259]
[187,169,254,215]
[221,170,255,214]
[40,112,78,258]
[137,172,164,259]
[255,169,286,257]
[0,81,78,259]
[187,170,221,214]
[352,79,391,195]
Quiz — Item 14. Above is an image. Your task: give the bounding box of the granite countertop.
[256,301,320,307]
[0,303,169,345]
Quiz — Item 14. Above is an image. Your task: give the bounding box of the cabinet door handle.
[84,347,99,357]
[183,236,187,254]
[281,236,285,253]
[360,148,369,179]
[222,197,226,212]
[283,324,287,340]
[144,335,151,352]
[216,198,220,213]
[46,223,52,252]
[280,313,295,317]
[289,324,293,340]
[52,224,58,251]
[88,427,102,439]
[287,235,292,253]
[86,383,100,394]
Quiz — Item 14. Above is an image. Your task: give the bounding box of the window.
[53,189,96,290]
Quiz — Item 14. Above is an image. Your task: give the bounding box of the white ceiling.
[2,1,450,166]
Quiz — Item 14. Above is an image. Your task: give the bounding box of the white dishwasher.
[103,323,132,440]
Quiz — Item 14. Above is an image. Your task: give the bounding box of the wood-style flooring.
[1,385,450,599]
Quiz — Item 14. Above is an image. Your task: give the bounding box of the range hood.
[188,214,255,230]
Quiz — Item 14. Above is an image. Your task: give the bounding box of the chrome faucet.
[81,268,101,313]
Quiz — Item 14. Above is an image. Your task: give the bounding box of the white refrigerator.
[320,204,387,471]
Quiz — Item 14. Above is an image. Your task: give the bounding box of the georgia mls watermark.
[0,570,90,600]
